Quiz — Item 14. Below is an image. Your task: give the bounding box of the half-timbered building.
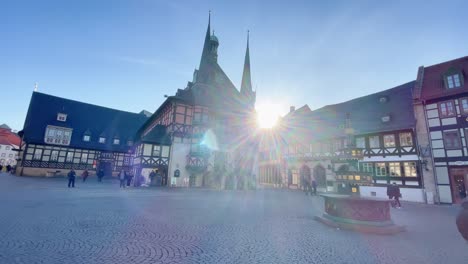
[259,81,427,202]
[17,92,148,177]
[413,56,468,204]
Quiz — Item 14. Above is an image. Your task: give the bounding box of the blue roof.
[22,92,148,152]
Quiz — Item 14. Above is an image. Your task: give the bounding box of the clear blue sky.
[2,0,468,130]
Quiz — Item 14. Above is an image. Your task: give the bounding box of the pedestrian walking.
[6,165,12,173]
[126,171,133,187]
[97,169,104,182]
[304,174,312,195]
[387,182,402,208]
[68,169,76,188]
[119,170,126,188]
[82,170,89,182]
[312,179,317,195]
[149,170,156,186]
[0,165,3,172]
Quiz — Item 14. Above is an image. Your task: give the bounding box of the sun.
[256,103,280,129]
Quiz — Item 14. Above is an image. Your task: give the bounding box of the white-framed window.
[375,163,387,176]
[369,136,380,148]
[1,153,5,157]
[99,137,106,144]
[403,162,417,177]
[83,135,91,142]
[381,115,391,123]
[5,146,10,150]
[66,152,73,162]
[33,149,43,160]
[152,145,161,156]
[161,146,170,157]
[459,98,468,115]
[113,138,120,145]
[8,154,13,158]
[439,101,456,117]
[44,126,72,146]
[355,137,365,148]
[81,153,88,163]
[50,150,59,161]
[399,132,413,147]
[446,74,462,89]
[361,162,373,173]
[389,162,401,176]
[383,134,396,148]
[57,113,67,122]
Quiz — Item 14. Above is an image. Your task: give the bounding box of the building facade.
[16,15,258,188]
[0,124,20,167]
[413,56,468,204]
[259,82,427,202]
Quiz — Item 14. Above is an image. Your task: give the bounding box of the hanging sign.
[174,169,180,178]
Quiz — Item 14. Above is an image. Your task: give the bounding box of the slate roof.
[282,81,416,142]
[139,125,171,145]
[419,56,468,100]
[22,92,148,152]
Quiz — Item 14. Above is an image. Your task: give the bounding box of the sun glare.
[256,103,280,129]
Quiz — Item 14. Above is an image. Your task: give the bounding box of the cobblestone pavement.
[0,173,466,264]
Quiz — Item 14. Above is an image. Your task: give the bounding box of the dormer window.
[379,96,388,103]
[83,135,91,142]
[381,115,391,123]
[113,138,120,145]
[127,140,133,146]
[99,137,106,144]
[446,74,462,89]
[57,113,67,122]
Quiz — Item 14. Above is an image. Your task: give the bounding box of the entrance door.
[99,162,113,178]
[450,168,468,203]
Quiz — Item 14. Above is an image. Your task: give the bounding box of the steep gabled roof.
[23,92,148,152]
[420,56,468,100]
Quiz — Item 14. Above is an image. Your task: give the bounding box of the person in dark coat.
[312,179,317,195]
[304,174,312,195]
[387,182,401,208]
[82,170,89,182]
[0,165,3,172]
[6,165,12,173]
[68,169,76,188]
[119,170,126,188]
[97,169,104,182]
[149,170,156,185]
[126,171,133,187]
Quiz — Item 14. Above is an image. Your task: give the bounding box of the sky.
[1,0,468,131]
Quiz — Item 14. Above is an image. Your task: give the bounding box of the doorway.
[449,167,468,204]
[98,161,113,178]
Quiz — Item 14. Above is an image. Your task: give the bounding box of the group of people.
[67,168,133,188]
[302,175,318,196]
[0,164,13,174]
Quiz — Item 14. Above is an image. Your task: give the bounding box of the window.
[33,149,43,160]
[8,154,13,158]
[57,113,67,122]
[389,162,401,176]
[355,137,365,148]
[383,134,396,147]
[399,132,413,147]
[369,136,380,148]
[459,98,468,115]
[127,140,133,146]
[44,126,72,146]
[439,101,455,117]
[447,74,462,89]
[152,145,161,156]
[381,115,391,123]
[403,162,417,177]
[6,146,10,150]
[143,144,152,156]
[375,163,387,176]
[50,150,59,161]
[1,153,5,157]
[83,135,91,142]
[161,146,170,157]
[443,131,461,149]
[66,152,73,162]
[113,138,120,145]
[361,163,373,173]
[81,153,88,163]
[99,137,106,144]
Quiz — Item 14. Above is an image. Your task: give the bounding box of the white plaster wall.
[428,119,441,127]
[426,109,439,118]
[430,131,442,140]
[431,139,444,149]
[168,140,191,187]
[435,167,450,184]
[447,150,463,157]
[426,103,437,110]
[359,186,425,203]
[432,149,446,158]
[441,117,457,126]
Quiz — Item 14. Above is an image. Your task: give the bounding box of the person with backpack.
[82,170,89,182]
[67,169,76,188]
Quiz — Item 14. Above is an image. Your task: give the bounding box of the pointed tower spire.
[241,30,253,97]
[199,11,211,70]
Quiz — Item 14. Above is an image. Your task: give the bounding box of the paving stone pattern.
[0,174,467,264]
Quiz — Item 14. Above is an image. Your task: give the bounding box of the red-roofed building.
[0,124,20,167]
[413,56,468,204]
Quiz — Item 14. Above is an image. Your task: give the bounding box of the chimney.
[290,106,295,113]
